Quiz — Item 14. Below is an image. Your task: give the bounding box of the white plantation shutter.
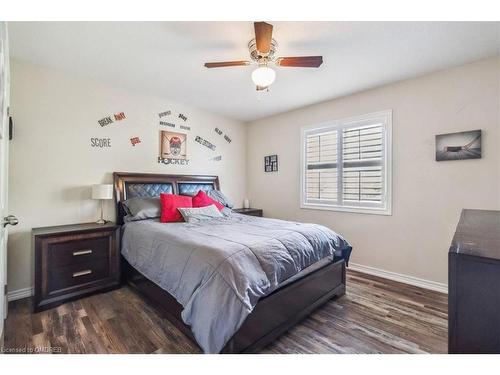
[305,131,338,203]
[302,111,392,215]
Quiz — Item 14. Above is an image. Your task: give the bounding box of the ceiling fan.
[204,22,323,91]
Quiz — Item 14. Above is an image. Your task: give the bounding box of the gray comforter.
[121,213,351,353]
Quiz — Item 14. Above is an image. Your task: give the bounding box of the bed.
[114,172,351,353]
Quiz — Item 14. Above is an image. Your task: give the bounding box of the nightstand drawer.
[49,236,110,267]
[49,259,110,294]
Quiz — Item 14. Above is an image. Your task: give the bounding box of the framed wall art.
[159,130,187,160]
[435,129,481,161]
[264,155,278,172]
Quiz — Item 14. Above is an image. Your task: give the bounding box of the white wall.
[246,57,500,286]
[7,59,247,293]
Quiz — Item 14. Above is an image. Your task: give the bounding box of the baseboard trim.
[7,287,34,302]
[349,263,448,294]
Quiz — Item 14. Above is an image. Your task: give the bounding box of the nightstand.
[33,222,120,312]
[233,208,263,217]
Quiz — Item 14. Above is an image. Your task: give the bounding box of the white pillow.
[178,204,223,223]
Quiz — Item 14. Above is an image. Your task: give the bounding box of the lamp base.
[95,219,108,225]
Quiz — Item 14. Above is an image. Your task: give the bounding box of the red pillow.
[192,190,224,211]
[160,193,193,222]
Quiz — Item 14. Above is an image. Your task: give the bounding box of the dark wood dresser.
[233,208,263,217]
[448,209,500,353]
[33,222,120,312]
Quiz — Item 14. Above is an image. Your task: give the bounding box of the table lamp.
[92,184,113,224]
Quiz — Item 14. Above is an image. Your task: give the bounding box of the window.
[301,110,392,215]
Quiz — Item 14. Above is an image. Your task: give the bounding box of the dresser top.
[32,222,118,236]
[450,209,500,260]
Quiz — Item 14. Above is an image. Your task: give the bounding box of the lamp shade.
[251,66,276,87]
[92,184,113,200]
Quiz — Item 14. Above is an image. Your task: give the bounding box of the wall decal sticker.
[98,112,126,127]
[180,125,191,131]
[159,121,176,128]
[435,129,482,161]
[114,112,126,121]
[178,113,188,122]
[98,116,114,127]
[195,135,216,151]
[264,155,278,172]
[159,130,188,164]
[210,155,222,161]
[215,127,232,143]
[158,110,172,118]
[130,137,141,146]
[158,157,190,165]
[91,138,111,147]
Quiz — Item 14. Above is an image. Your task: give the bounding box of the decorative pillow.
[178,204,223,223]
[160,193,193,223]
[192,190,224,211]
[207,190,234,209]
[122,197,161,221]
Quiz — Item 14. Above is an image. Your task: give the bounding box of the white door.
[0,21,17,341]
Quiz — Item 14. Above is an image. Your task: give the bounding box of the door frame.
[0,20,10,343]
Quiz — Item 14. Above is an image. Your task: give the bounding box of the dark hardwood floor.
[3,270,448,354]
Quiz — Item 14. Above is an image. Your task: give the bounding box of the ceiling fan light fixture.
[251,66,276,88]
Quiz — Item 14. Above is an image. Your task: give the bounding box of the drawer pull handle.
[73,249,93,256]
[72,270,92,278]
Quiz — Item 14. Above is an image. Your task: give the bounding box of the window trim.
[300,110,392,216]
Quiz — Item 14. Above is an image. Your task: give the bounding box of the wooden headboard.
[113,172,220,224]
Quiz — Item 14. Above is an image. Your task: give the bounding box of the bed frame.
[113,172,346,353]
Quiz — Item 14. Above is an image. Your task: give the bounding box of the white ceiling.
[8,21,500,122]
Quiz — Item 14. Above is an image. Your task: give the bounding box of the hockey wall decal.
[98,116,113,127]
[214,127,232,143]
[158,110,190,131]
[130,137,141,146]
[159,121,176,128]
[158,110,172,118]
[90,138,111,148]
[98,112,126,127]
[195,135,216,151]
[114,112,126,121]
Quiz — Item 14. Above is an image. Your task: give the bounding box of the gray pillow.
[178,204,223,223]
[122,197,161,221]
[207,190,234,209]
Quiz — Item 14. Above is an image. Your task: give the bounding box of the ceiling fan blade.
[254,22,273,54]
[204,61,251,68]
[276,56,323,68]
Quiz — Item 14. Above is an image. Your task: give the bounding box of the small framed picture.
[435,129,482,161]
[264,155,278,172]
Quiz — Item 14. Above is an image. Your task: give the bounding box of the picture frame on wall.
[435,129,482,161]
[159,130,187,160]
[264,154,278,172]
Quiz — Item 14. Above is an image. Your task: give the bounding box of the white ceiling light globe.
[251,66,276,87]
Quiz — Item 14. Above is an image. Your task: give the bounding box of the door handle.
[3,215,19,227]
